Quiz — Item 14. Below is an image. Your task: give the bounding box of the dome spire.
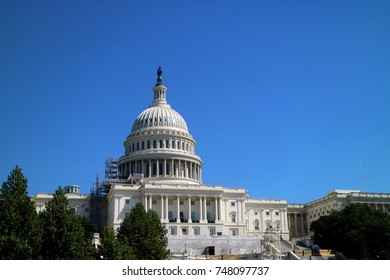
[156,66,163,86]
[151,66,168,107]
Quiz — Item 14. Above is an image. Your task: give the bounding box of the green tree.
[311,204,390,259]
[117,203,170,260]
[0,166,42,259]
[97,226,134,260]
[39,187,95,259]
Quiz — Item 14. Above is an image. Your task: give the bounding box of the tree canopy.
[0,166,42,259]
[39,186,95,259]
[311,203,390,259]
[117,203,170,260]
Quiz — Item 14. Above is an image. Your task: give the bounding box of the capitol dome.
[130,103,189,136]
[118,67,203,184]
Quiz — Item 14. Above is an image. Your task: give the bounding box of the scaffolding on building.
[90,172,108,233]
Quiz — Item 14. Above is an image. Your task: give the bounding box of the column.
[190,163,193,180]
[141,160,144,175]
[156,159,159,177]
[237,200,241,223]
[116,196,122,220]
[148,160,152,177]
[175,160,179,177]
[188,196,192,223]
[300,214,304,235]
[199,196,203,223]
[185,161,188,178]
[260,209,264,233]
[171,159,174,177]
[294,213,298,236]
[144,195,148,211]
[218,196,222,222]
[178,160,181,177]
[177,196,181,223]
[161,195,164,221]
[214,196,219,222]
[165,195,169,221]
[149,195,152,211]
[203,196,207,222]
[241,199,245,224]
[163,159,167,177]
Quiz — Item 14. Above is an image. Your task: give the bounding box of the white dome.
[131,104,188,135]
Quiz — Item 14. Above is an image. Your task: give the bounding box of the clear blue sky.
[1,0,389,203]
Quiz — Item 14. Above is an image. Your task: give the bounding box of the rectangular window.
[152,200,157,205]
[125,212,130,218]
[206,200,210,206]
[125,199,130,204]
[170,227,177,235]
[231,202,236,207]
[168,200,173,205]
[266,211,270,216]
[85,208,89,213]
[231,213,236,223]
[191,201,195,206]
[275,211,279,216]
[209,227,215,236]
[180,200,184,206]
[229,228,238,236]
[194,227,200,235]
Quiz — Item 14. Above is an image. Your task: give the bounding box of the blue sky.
[1,0,389,203]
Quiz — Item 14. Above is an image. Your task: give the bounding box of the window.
[170,227,176,235]
[231,202,236,207]
[209,227,216,236]
[153,140,157,148]
[229,228,238,236]
[142,141,145,150]
[191,211,196,221]
[136,142,139,151]
[194,227,200,235]
[207,212,211,221]
[152,200,157,205]
[206,200,210,206]
[160,140,163,148]
[254,219,259,230]
[180,200,184,206]
[85,208,90,213]
[147,141,151,149]
[125,212,130,218]
[266,211,270,216]
[168,200,173,205]
[231,212,236,223]
[168,211,173,221]
[275,211,279,216]
[191,201,195,206]
[125,199,130,204]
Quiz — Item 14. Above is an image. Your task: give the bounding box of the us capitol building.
[33,67,390,257]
